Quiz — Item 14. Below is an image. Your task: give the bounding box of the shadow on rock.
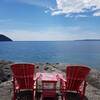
[64,92,88,100]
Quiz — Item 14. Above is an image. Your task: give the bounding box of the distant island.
[75,39,100,41]
[0,34,12,41]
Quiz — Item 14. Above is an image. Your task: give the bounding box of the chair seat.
[15,81,37,90]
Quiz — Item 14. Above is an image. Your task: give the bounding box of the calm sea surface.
[0,41,100,69]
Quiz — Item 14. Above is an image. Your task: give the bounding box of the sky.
[0,0,100,41]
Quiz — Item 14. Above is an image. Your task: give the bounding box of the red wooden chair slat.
[11,63,35,100]
[61,65,91,100]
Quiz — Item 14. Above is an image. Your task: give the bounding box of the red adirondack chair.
[42,81,57,100]
[11,63,37,100]
[60,65,91,100]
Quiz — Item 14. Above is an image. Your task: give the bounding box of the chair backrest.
[66,65,90,91]
[11,63,35,89]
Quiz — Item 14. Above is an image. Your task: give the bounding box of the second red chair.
[60,65,91,100]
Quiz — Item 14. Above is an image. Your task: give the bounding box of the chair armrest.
[56,73,66,81]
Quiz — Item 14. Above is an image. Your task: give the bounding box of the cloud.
[65,14,87,18]
[93,11,100,16]
[1,26,100,41]
[51,10,63,16]
[75,14,87,18]
[0,30,68,41]
[5,0,100,17]
[50,0,100,17]
[5,0,56,9]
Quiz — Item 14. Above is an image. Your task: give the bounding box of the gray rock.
[0,60,13,83]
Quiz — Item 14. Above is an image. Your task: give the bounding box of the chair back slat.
[11,63,35,89]
[66,65,90,91]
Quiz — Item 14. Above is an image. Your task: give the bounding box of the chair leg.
[12,89,16,100]
[33,94,34,100]
[33,90,34,100]
[80,95,85,100]
[12,94,16,100]
[61,95,63,100]
[61,95,66,100]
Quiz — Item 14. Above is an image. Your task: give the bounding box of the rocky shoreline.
[0,60,100,100]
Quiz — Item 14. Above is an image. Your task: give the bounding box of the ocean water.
[0,41,100,69]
